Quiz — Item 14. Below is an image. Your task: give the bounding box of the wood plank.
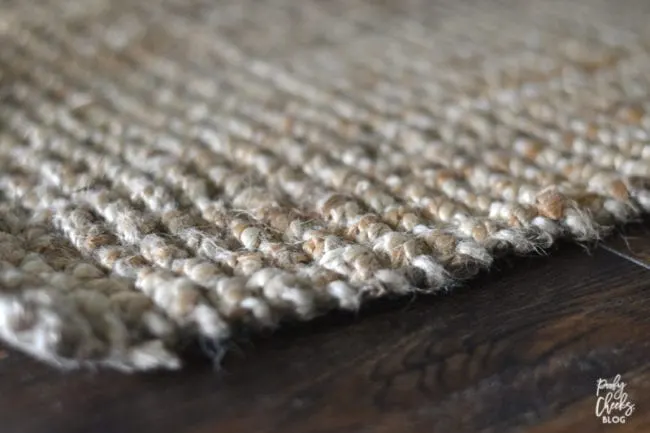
[0,244,648,433]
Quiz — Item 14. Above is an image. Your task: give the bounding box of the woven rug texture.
[1,0,650,370]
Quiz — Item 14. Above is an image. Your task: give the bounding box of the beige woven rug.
[2,0,650,371]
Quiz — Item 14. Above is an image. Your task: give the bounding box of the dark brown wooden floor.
[2,224,650,433]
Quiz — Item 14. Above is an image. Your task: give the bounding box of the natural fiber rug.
[1,0,650,371]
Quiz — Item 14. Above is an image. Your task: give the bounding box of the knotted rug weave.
[1,0,649,370]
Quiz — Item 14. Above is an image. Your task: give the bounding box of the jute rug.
[1,0,650,371]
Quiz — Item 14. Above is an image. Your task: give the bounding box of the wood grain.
[1,242,649,433]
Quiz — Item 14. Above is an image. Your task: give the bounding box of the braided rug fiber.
[2,0,650,371]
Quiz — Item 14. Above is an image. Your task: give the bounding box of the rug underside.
[1,0,650,370]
